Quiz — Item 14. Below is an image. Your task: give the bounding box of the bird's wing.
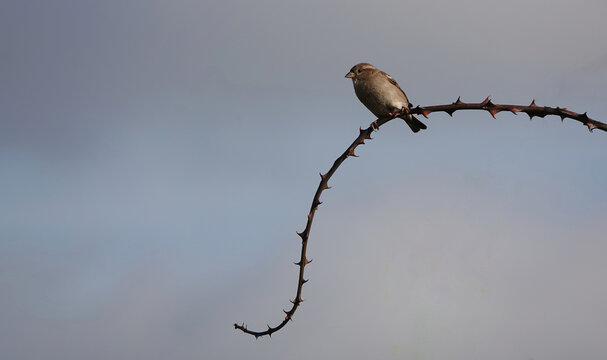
[381,71,410,104]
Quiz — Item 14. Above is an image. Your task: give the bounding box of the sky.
[1,0,606,359]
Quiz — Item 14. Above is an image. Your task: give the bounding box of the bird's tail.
[400,115,427,133]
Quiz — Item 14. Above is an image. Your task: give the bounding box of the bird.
[345,63,426,133]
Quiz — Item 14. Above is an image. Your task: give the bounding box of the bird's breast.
[354,79,407,117]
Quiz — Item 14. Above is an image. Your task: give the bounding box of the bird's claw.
[371,120,379,131]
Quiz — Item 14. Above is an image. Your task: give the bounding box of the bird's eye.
[356,68,362,74]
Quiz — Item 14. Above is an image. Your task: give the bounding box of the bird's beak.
[345,72,355,78]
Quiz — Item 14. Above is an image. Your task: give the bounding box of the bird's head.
[345,63,377,80]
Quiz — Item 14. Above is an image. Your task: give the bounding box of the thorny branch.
[234,97,605,339]
[405,97,607,132]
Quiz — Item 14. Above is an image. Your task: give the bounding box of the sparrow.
[345,63,426,133]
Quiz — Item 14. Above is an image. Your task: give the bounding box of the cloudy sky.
[1,0,606,359]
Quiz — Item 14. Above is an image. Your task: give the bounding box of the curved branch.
[234,97,604,339]
[234,125,374,338]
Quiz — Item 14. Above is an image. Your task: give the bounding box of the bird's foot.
[371,120,379,131]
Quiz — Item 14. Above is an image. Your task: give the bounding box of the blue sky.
[1,0,606,359]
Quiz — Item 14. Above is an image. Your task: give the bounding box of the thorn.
[348,149,358,157]
[445,109,455,117]
[319,172,328,181]
[254,334,259,339]
[510,108,519,114]
[455,96,462,104]
[488,109,499,118]
[306,258,312,264]
[586,122,596,132]
[486,99,495,107]
[301,278,308,284]
[296,231,305,240]
[421,110,430,118]
[294,261,302,266]
[560,115,565,122]
[527,112,535,120]
[530,99,537,107]
[581,112,590,121]
[358,127,371,140]
[481,97,490,106]
[321,184,331,190]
